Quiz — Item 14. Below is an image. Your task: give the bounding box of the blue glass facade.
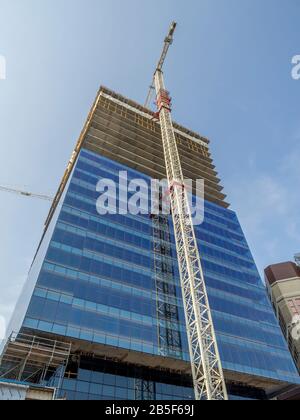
[48,358,195,401]
[21,148,300,399]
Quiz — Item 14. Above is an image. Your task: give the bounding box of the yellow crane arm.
[144,22,177,109]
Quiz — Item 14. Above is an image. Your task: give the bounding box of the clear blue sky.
[0,0,299,325]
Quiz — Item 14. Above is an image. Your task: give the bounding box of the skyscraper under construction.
[1,85,299,400]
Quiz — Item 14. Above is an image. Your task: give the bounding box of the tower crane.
[147,22,228,400]
[0,185,53,202]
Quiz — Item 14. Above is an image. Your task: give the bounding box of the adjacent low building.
[265,261,300,373]
[0,380,56,401]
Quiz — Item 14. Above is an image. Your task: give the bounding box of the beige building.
[0,380,56,400]
[265,262,300,372]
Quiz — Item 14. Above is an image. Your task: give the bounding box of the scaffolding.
[152,194,183,359]
[0,332,71,392]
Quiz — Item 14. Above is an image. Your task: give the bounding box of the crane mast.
[150,23,228,400]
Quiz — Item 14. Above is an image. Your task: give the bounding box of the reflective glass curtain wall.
[20,149,300,400]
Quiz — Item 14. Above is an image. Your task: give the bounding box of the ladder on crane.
[147,22,228,401]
